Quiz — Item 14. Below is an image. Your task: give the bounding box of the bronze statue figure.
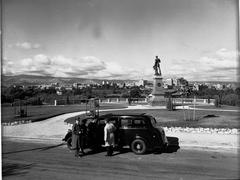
[153,56,161,75]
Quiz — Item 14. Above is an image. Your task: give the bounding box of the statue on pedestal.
[149,55,166,106]
[153,56,161,76]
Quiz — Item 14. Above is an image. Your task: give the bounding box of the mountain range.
[1,74,137,87]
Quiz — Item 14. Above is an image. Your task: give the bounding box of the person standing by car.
[79,119,87,155]
[72,118,87,157]
[87,118,98,150]
[104,119,116,156]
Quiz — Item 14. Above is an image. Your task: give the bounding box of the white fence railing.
[53,97,214,106]
[172,98,215,105]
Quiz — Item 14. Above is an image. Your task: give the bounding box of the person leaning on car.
[72,118,87,157]
[104,119,116,156]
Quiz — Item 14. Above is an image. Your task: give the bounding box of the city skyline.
[2,0,238,82]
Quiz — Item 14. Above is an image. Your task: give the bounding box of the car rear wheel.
[131,139,147,154]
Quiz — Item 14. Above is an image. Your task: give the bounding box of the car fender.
[63,130,72,142]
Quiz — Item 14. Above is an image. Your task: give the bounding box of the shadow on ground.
[82,136,180,156]
[2,143,65,155]
[2,163,34,177]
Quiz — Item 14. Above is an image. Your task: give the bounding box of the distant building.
[56,90,63,95]
[73,83,80,88]
[117,82,125,88]
[135,79,148,87]
[165,78,173,86]
[40,85,51,89]
[125,82,135,87]
[215,84,223,90]
[51,82,59,87]
[163,78,175,89]
[172,78,178,86]
[193,83,200,91]
[226,84,232,89]
[65,86,73,91]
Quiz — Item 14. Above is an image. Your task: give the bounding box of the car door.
[96,118,106,145]
[119,116,154,147]
[96,116,118,145]
[118,117,132,146]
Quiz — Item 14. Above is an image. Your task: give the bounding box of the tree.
[129,87,142,98]
[214,96,221,107]
[222,94,239,106]
[235,87,240,95]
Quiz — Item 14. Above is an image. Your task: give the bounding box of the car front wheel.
[67,137,72,150]
[131,139,147,154]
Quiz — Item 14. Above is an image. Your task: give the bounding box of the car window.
[120,117,147,128]
[120,118,132,128]
[98,117,117,125]
[150,116,157,128]
[132,118,146,128]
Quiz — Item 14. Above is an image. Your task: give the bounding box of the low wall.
[163,127,239,135]
[53,98,215,106]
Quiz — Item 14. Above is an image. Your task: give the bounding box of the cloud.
[215,48,237,60]
[3,54,143,80]
[2,58,15,75]
[165,48,238,81]
[9,42,41,50]
[3,48,238,81]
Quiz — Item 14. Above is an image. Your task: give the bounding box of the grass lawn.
[1,103,128,123]
[65,106,239,129]
[2,103,239,129]
[189,104,240,111]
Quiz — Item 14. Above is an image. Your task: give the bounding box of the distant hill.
[2,74,237,87]
[1,74,136,87]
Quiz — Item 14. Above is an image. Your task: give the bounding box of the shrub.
[221,94,238,106]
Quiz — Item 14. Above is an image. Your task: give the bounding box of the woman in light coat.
[104,119,116,156]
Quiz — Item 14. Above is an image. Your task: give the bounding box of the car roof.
[98,113,151,119]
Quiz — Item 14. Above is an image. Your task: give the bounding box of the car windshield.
[150,117,157,127]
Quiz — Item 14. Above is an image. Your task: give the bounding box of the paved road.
[2,138,239,180]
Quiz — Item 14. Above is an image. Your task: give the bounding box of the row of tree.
[1,85,145,105]
[2,85,240,106]
[189,87,240,107]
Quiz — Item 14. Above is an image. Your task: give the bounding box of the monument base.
[149,95,166,106]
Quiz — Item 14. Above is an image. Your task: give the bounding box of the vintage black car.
[63,113,168,154]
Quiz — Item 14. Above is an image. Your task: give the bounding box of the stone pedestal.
[149,75,166,106]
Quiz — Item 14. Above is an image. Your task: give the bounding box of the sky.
[2,0,239,81]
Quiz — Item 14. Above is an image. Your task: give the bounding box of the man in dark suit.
[72,118,87,157]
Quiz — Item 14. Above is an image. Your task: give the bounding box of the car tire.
[131,139,147,154]
[66,137,72,150]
